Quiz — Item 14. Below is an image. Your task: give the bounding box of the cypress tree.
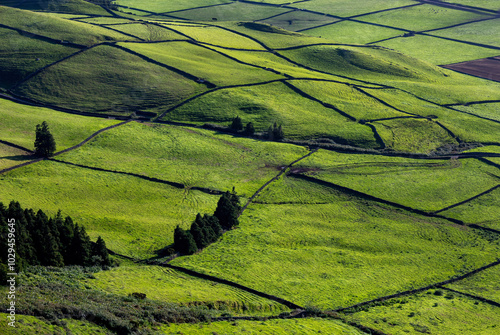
[34,121,56,157]
[230,116,243,131]
[244,122,255,135]
[91,236,111,267]
[174,226,197,255]
[190,217,207,249]
[69,224,92,266]
[204,214,222,239]
[214,192,239,230]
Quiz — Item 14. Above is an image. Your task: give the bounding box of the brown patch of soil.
[442,57,500,82]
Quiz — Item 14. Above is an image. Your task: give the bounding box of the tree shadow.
[0,154,36,161]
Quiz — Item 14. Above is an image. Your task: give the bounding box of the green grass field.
[445,265,500,303]
[13,44,204,115]
[343,289,500,335]
[431,18,500,48]
[453,103,500,122]
[293,0,416,17]
[439,0,500,11]
[116,0,232,14]
[88,263,288,314]
[0,98,119,151]
[172,2,290,21]
[259,11,340,32]
[0,0,111,15]
[55,121,308,196]
[0,143,32,170]
[172,176,500,309]
[296,149,500,212]
[163,81,378,146]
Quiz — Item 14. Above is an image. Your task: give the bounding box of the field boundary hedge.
[434,184,500,214]
[440,286,500,308]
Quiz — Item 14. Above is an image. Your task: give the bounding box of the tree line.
[174,190,240,255]
[229,116,284,140]
[0,201,111,282]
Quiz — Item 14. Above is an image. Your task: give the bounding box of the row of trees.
[174,191,240,255]
[230,117,284,140]
[0,201,111,278]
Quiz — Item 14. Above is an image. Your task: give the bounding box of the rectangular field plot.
[171,2,290,21]
[161,318,367,335]
[294,149,500,212]
[0,160,219,258]
[445,265,500,304]
[0,98,120,151]
[292,0,416,17]
[55,121,308,196]
[439,187,500,230]
[377,34,500,64]
[172,179,500,309]
[89,264,287,314]
[442,57,500,83]
[343,289,500,335]
[259,10,340,32]
[431,18,500,48]
[303,20,403,44]
[116,0,232,14]
[359,4,489,31]
[453,102,500,122]
[163,81,378,147]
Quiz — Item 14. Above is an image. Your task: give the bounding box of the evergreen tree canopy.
[34,121,56,157]
[244,122,255,135]
[174,226,197,255]
[230,116,243,131]
[267,122,284,140]
[214,191,239,230]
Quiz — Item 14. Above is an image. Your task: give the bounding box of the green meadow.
[431,18,500,48]
[453,103,500,122]
[0,98,119,151]
[117,0,232,14]
[343,289,500,335]
[445,265,500,303]
[0,143,32,170]
[172,2,290,21]
[293,0,416,17]
[296,149,500,212]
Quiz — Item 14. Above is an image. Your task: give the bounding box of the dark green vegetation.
[34,121,56,157]
[0,0,499,334]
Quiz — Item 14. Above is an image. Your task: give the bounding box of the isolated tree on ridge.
[34,121,56,157]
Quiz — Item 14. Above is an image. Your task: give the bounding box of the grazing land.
[0,0,499,334]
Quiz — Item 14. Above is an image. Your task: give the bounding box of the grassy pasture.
[172,2,289,21]
[161,318,367,334]
[161,23,267,50]
[279,44,446,83]
[364,88,500,144]
[431,18,500,48]
[88,263,288,314]
[0,160,219,258]
[440,187,500,230]
[55,121,308,196]
[0,313,112,334]
[439,0,500,11]
[120,41,280,86]
[0,0,110,15]
[290,80,408,120]
[373,118,457,153]
[116,0,232,14]
[106,23,189,41]
[453,103,500,122]
[359,4,489,31]
[445,265,500,303]
[75,16,135,25]
[163,81,378,146]
[0,143,32,170]
[343,289,500,335]
[13,45,204,115]
[259,10,340,32]
[173,178,500,309]
[0,98,119,151]
[303,20,403,44]
[293,0,416,17]
[0,6,133,46]
[295,149,500,212]
[377,34,500,64]
[0,27,78,89]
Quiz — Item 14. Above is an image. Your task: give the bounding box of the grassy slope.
[260,11,340,32]
[431,18,500,48]
[162,318,368,335]
[0,0,111,15]
[55,121,308,196]
[0,6,133,46]
[0,28,79,89]
[172,2,289,21]
[116,0,232,13]
[0,143,32,170]
[343,289,500,335]
[163,81,378,146]
[88,263,288,314]
[172,177,500,309]
[453,103,500,122]
[296,149,500,212]
[0,97,120,151]
[445,265,500,303]
[13,45,203,115]
[0,160,219,258]
[293,0,416,17]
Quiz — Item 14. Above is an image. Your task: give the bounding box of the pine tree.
[34,121,56,157]
[190,215,207,249]
[91,236,111,267]
[68,224,92,266]
[230,116,243,131]
[214,192,239,230]
[244,122,255,135]
[174,226,198,255]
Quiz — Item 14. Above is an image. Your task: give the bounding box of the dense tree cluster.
[267,122,284,140]
[34,121,56,157]
[174,191,240,255]
[0,201,111,281]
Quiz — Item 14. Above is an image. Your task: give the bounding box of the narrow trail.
[50,158,223,196]
[334,258,500,313]
[433,184,500,214]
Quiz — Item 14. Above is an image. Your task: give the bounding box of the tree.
[230,116,243,131]
[244,122,255,136]
[214,192,239,230]
[34,121,56,157]
[268,122,284,141]
[91,236,111,267]
[174,226,198,255]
